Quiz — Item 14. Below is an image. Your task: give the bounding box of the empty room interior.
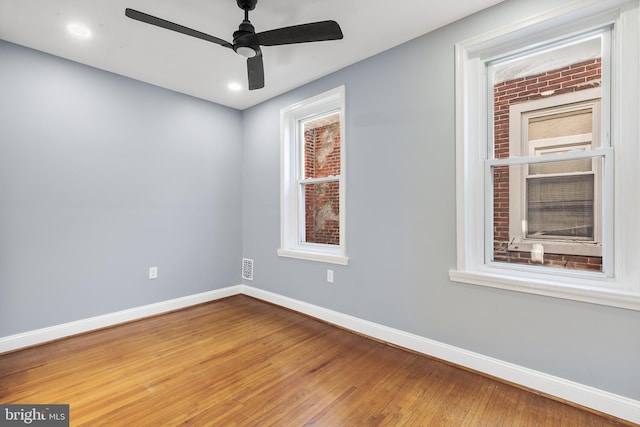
[1,0,639,425]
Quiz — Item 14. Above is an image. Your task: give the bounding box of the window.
[489,30,612,273]
[451,0,640,310]
[279,86,348,265]
[506,89,603,261]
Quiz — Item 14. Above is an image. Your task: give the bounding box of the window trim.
[278,86,348,265]
[450,0,640,310]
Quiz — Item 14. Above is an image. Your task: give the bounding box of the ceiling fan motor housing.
[233,21,259,57]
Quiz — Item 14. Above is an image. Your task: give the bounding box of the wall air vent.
[242,258,254,281]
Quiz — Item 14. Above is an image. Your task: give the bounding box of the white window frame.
[278,86,348,265]
[508,89,603,257]
[450,0,640,310]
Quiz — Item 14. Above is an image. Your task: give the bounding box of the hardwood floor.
[0,295,632,426]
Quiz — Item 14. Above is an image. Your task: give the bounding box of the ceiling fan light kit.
[124,0,343,90]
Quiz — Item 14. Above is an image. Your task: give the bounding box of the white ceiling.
[0,0,504,110]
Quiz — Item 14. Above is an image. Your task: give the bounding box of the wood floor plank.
[0,295,632,426]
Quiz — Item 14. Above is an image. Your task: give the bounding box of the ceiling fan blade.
[256,21,343,46]
[247,52,264,90]
[125,8,233,49]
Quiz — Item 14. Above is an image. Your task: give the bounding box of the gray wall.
[1,0,638,403]
[0,41,243,336]
[241,0,640,400]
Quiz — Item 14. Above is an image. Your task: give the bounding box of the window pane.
[489,30,606,271]
[490,34,602,88]
[527,174,594,238]
[302,181,340,245]
[492,164,511,259]
[302,112,341,179]
[492,163,602,272]
[491,34,603,163]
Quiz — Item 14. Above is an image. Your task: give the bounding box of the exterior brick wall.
[304,123,341,245]
[493,58,602,271]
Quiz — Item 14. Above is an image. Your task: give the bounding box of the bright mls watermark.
[0,405,69,426]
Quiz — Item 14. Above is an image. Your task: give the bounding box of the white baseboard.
[239,285,640,425]
[0,286,243,354]
[1,284,638,424]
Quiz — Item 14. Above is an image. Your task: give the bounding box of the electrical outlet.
[149,266,158,279]
[327,269,334,283]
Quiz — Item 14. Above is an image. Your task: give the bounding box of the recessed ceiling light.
[228,82,243,92]
[67,23,92,39]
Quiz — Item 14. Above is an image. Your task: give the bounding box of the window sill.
[277,248,349,265]
[449,269,640,311]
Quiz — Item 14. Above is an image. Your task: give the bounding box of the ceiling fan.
[125,0,344,90]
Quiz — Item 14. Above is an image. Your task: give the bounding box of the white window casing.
[279,86,348,265]
[450,0,640,310]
